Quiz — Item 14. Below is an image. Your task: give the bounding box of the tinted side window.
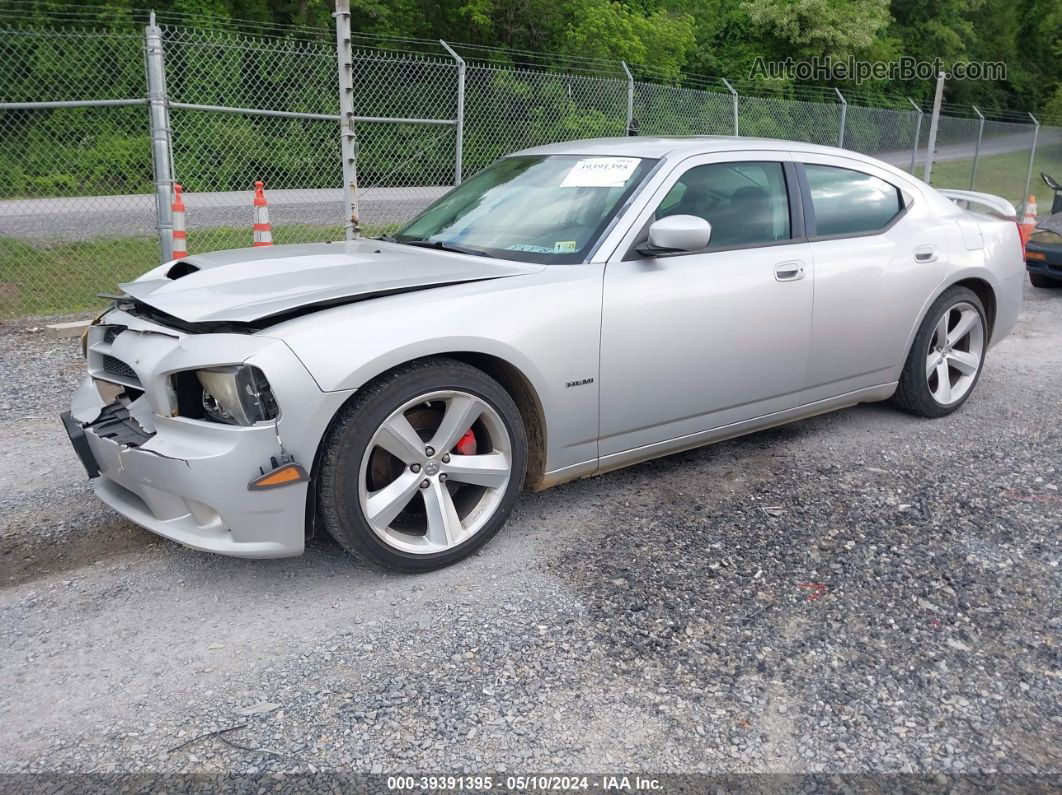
[804,164,903,237]
[656,161,790,248]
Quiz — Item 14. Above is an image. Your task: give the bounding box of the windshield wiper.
[401,239,488,257]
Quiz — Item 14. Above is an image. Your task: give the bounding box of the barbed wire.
[0,0,1055,122]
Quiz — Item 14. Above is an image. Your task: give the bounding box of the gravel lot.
[0,285,1059,779]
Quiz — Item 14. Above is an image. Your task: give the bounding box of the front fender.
[271,270,605,474]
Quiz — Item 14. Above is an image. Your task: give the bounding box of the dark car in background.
[1027,174,1062,288]
[1026,215,1062,288]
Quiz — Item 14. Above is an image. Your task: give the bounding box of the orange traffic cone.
[171,183,187,259]
[1019,195,1037,245]
[252,180,272,247]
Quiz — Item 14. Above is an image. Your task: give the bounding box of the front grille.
[102,325,125,344]
[101,354,137,381]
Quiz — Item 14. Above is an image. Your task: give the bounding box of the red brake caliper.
[454,429,477,456]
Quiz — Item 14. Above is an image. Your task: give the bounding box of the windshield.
[393,155,655,263]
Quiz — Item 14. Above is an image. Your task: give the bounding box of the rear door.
[598,152,815,457]
[796,155,950,397]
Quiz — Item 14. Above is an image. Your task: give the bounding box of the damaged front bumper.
[63,308,352,559]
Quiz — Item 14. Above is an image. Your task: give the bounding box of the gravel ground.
[0,285,1060,780]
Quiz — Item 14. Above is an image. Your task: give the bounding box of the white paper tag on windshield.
[561,157,640,188]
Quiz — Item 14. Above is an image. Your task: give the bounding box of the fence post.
[1023,113,1040,215]
[334,0,358,239]
[907,98,923,174]
[721,78,738,136]
[922,72,946,183]
[970,106,985,190]
[440,41,465,184]
[834,88,847,148]
[144,12,174,263]
[620,61,634,135]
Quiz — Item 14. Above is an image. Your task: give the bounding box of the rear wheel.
[318,358,526,571]
[1029,272,1058,288]
[892,286,987,418]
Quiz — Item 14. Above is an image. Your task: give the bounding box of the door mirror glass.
[638,215,712,256]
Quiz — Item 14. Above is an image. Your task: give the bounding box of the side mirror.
[636,215,712,257]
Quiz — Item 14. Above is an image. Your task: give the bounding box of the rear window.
[804,164,903,237]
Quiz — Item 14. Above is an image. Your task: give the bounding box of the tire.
[1029,272,1058,288]
[318,358,527,571]
[892,286,988,418]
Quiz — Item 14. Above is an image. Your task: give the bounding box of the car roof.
[519,134,901,162]
[513,135,926,192]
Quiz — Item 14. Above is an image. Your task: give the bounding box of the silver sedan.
[63,137,1025,570]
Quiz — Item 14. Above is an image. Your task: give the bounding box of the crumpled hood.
[119,240,543,324]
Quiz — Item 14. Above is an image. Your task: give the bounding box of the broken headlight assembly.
[170,365,279,426]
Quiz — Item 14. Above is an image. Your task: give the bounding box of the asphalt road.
[0,186,449,242]
[2,129,1056,243]
[0,282,1060,780]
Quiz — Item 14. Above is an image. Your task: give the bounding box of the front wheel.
[318,359,527,571]
[892,286,987,418]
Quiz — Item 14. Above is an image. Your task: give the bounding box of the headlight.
[187,365,278,426]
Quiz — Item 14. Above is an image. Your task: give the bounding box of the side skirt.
[532,382,897,491]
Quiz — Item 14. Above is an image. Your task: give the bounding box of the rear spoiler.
[937,189,1017,220]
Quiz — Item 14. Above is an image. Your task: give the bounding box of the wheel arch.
[306,351,550,524]
[900,273,999,373]
[443,352,548,490]
[951,277,997,343]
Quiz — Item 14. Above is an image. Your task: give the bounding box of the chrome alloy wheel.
[925,300,985,406]
[357,390,513,555]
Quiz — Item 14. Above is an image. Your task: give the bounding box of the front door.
[598,154,815,458]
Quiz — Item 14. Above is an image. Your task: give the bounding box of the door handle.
[774,260,806,282]
[914,245,938,263]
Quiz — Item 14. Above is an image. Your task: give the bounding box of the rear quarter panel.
[896,213,1023,368]
[977,217,1024,343]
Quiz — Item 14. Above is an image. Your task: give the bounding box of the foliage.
[0,1,1058,207]
[1,0,1059,112]
[743,0,891,60]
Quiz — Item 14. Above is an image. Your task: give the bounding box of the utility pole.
[144,11,175,263]
[835,87,847,148]
[922,72,946,184]
[721,78,738,136]
[621,61,635,136]
[440,41,466,183]
[1022,113,1040,216]
[334,0,359,239]
[907,98,923,174]
[970,106,984,190]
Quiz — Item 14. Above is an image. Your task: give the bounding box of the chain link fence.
[162,24,345,255]
[0,25,155,316]
[632,81,734,137]
[2,14,1060,320]
[351,49,458,228]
